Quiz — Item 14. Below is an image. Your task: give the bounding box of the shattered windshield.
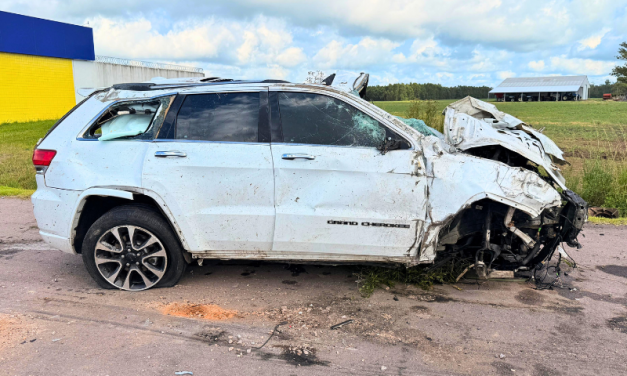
[278,92,385,147]
[395,116,442,138]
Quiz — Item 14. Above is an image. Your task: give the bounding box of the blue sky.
[2,0,625,86]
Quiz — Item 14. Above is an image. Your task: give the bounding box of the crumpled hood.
[443,96,568,189]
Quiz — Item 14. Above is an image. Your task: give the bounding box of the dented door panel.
[270,144,427,257]
[143,141,276,252]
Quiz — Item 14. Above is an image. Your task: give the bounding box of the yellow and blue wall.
[0,11,95,123]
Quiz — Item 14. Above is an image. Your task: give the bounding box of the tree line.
[363,78,619,101]
[589,80,615,98]
[364,83,492,101]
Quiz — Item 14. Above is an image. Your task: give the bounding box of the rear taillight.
[33,149,56,174]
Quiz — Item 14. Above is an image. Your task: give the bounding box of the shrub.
[405,100,444,133]
[581,159,614,207]
[571,159,627,216]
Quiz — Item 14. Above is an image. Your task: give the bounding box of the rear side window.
[175,93,259,142]
[278,92,386,147]
[82,97,174,141]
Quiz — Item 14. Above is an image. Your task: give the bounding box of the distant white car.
[31,74,587,291]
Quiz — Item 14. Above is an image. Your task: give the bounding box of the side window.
[82,96,173,141]
[278,92,386,147]
[175,92,259,142]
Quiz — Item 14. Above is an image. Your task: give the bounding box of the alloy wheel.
[94,225,168,291]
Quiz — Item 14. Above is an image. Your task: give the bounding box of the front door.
[270,90,427,259]
[142,90,275,253]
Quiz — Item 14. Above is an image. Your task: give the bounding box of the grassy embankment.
[0,120,55,198]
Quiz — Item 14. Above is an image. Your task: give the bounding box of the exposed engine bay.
[432,97,587,278]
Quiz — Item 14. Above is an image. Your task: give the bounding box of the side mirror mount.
[377,129,410,155]
[377,137,401,155]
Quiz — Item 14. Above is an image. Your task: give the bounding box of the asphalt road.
[1,197,626,376]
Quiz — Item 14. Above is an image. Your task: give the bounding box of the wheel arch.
[71,188,190,256]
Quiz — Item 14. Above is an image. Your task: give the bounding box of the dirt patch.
[554,322,585,341]
[392,287,457,303]
[410,305,430,313]
[597,265,627,279]
[161,303,238,320]
[607,316,627,334]
[547,304,584,316]
[407,294,456,303]
[194,327,230,344]
[515,289,545,306]
[271,345,329,367]
[0,315,26,351]
[533,363,562,376]
[0,249,21,259]
[492,361,519,375]
[282,280,297,285]
[557,287,627,306]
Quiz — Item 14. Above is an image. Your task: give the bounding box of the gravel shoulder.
[1,198,626,375]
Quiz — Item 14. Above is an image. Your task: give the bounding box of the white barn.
[489,75,589,102]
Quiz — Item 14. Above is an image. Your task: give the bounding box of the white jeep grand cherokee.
[31,74,586,291]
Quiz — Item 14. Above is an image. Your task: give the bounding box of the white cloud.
[549,56,616,75]
[90,15,305,71]
[528,60,545,71]
[497,71,516,80]
[275,47,307,67]
[2,0,625,86]
[312,37,400,69]
[12,0,618,51]
[91,17,232,60]
[404,36,450,67]
[577,28,611,50]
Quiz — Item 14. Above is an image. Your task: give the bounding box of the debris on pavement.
[253,321,288,350]
[174,372,193,375]
[330,319,354,330]
[588,207,619,218]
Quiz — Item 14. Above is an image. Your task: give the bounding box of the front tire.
[81,205,186,291]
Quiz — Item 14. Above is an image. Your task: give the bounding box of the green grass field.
[375,99,627,159]
[1,99,627,215]
[0,119,55,197]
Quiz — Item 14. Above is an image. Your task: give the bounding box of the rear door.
[269,89,427,259]
[142,89,275,253]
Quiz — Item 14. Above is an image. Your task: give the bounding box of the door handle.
[282,153,315,160]
[155,151,187,158]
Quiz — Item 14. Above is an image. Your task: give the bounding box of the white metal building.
[73,56,204,103]
[489,75,589,101]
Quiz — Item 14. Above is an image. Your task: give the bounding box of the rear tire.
[81,205,186,291]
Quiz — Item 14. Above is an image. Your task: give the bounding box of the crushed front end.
[421,97,587,277]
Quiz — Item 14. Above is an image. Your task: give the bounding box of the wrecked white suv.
[31,74,587,291]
